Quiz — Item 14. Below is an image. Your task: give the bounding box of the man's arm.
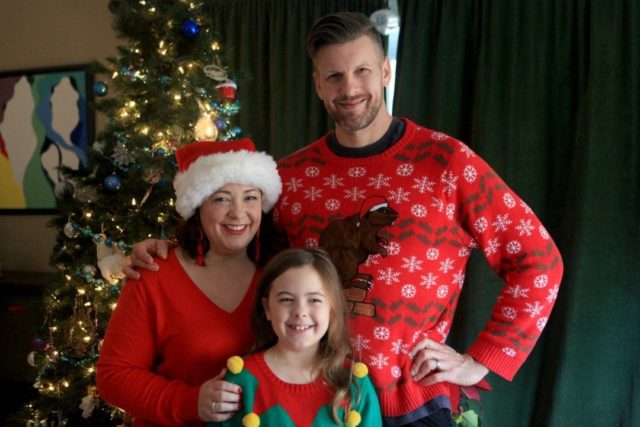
[451,140,564,380]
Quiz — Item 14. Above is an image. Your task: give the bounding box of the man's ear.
[312,72,323,99]
[382,57,391,87]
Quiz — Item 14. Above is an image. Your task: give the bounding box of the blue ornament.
[104,174,122,191]
[92,81,108,96]
[33,338,48,350]
[214,118,227,130]
[228,126,242,138]
[180,19,200,39]
[216,101,241,116]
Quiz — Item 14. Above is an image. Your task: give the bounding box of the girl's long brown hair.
[250,247,357,423]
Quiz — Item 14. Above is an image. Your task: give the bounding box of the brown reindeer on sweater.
[319,196,398,316]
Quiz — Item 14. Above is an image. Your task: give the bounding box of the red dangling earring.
[196,225,205,266]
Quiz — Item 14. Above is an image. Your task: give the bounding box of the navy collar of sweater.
[327,117,405,158]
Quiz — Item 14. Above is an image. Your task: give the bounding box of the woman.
[96,139,282,426]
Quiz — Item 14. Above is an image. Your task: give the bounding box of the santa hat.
[359,195,389,218]
[173,139,281,219]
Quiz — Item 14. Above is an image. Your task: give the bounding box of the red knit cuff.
[467,337,525,381]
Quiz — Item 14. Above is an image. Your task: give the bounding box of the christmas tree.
[17,1,241,425]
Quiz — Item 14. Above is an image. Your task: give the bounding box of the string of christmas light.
[15,0,243,424]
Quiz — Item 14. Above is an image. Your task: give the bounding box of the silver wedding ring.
[211,401,217,412]
[433,358,441,371]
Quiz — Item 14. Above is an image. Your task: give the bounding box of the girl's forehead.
[270,266,326,291]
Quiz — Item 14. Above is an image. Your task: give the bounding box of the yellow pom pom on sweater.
[227,355,244,374]
[345,410,362,427]
[352,362,368,379]
[242,412,260,427]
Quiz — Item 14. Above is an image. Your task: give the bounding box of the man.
[126,12,563,426]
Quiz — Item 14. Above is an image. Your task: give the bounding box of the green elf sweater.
[208,353,381,427]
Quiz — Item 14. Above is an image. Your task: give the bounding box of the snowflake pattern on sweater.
[272,119,563,417]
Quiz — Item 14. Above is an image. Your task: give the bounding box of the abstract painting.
[0,65,92,212]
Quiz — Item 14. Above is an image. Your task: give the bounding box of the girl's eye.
[278,297,293,303]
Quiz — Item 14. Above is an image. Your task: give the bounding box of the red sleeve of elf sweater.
[446,139,564,380]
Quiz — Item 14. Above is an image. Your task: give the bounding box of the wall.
[0,0,119,272]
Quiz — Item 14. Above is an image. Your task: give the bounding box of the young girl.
[209,248,381,427]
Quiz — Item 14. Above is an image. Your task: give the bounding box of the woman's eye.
[208,194,229,203]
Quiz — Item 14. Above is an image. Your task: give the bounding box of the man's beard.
[329,94,382,132]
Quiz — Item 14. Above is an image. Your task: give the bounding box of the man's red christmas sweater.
[273,119,563,417]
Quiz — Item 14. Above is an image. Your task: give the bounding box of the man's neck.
[327,117,405,158]
[334,111,393,148]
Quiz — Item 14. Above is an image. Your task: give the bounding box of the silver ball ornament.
[54,181,74,198]
[370,9,400,35]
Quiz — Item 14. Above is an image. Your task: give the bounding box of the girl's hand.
[408,338,489,387]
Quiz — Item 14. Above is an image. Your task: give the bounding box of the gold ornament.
[194,112,218,141]
[65,307,97,358]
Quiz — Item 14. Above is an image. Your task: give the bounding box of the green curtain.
[203,0,639,425]
[205,0,386,159]
[394,1,640,426]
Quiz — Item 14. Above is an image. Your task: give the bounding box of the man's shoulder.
[278,143,323,163]
[402,118,460,144]
[401,119,473,163]
[277,136,326,167]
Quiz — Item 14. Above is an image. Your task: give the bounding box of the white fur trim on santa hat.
[173,149,281,219]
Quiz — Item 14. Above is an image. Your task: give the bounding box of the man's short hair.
[307,12,384,61]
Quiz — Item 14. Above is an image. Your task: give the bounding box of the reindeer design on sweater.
[319,196,398,317]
